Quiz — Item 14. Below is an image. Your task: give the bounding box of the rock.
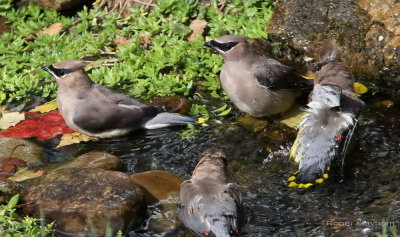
[0,179,20,203]
[21,168,146,235]
[33,0,91,11]
[143,96,192,115]
[54,151,122,171]
[0,138,45,167]
[130,171,184,234]
[267,0,400,86]
[130,170,183,203]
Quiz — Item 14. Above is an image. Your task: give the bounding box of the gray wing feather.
[178,181,244,236]
[253,57,313,90]
[72,85,158,133]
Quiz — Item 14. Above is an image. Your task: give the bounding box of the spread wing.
[253,57,313,90]
[72,85,158,133]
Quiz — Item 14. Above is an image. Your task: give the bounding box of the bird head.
[193,148,228,177]
[204,35,250,60]
[41,60,88,79]
[41,60,92,89]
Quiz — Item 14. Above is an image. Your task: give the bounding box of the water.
[51,99,400,236]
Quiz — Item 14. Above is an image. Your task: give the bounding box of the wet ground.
[48,95,400,237]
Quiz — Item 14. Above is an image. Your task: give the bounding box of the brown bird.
[288,41,365,188]
[204,35,313,117]
[42,60,195,138]
[178,149,245,237]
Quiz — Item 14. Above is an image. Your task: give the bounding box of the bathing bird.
[42,60,195,138]
[178,149,245,237]
[288,41,365,188]
[204,35,313,117]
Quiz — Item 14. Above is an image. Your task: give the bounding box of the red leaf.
[2,158,29,167]
[0,110,74,140]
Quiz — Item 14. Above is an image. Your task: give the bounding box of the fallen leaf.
[25,33,35,41]
[8,168,45,182]
[280,105,307,128]
[56,132,98,148]
[353,82,368,96]
[0,106,7,114]
[114,37,130,46]
[38,23,63,36]
[139,33,151,49]
[0,112,25,130]
[375,100,395,108]
[187,19,207,41]
[0,163,16,180]
[0,158,28,167]
[29,100,58,113]
[0,110,74,140]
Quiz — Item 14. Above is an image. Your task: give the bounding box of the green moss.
[0,0,273,105]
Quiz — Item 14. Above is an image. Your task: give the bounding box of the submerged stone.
[130,171,184,234]
[0,138,45,166]
[21,168,147,235]
[54,151,122,171]
[130,170,183,203]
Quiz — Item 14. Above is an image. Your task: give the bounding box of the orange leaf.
[39,23,63,36]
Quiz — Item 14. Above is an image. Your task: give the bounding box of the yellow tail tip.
[288,182,299,188]
[303,183,314,188]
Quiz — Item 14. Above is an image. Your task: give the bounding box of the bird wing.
[289,89,361,186]
[178,180,211,235]
[178,181,244,236]
[253,57,313,90]
[92,85,146,107]
[71,85,158,133]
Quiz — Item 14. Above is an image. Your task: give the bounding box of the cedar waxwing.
[288,41,365,188]
[204,35,313,117]
[42,60,195,138]
[178,149,245,237]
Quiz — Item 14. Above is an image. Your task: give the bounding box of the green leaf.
[216,106,232,116]
[7,194,19,209]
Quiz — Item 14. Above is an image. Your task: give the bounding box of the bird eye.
[57,69,66,77]
[220,42,238,52]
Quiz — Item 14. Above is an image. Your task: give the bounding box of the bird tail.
[313,40,340,68]
[143,112,196,129]
[288,100,355,188]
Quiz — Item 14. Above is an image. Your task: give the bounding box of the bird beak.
[204,40,213,48]
[41,65,51,73]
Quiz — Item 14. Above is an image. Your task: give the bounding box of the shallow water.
[49,98,400,237]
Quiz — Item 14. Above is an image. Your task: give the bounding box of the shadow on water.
[47,96,400,236]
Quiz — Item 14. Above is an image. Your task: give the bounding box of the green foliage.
[0,0,273,105]
[0,194,54,237]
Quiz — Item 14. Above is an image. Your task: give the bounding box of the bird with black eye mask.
[41,60,195,138]
[204,35,313,118]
